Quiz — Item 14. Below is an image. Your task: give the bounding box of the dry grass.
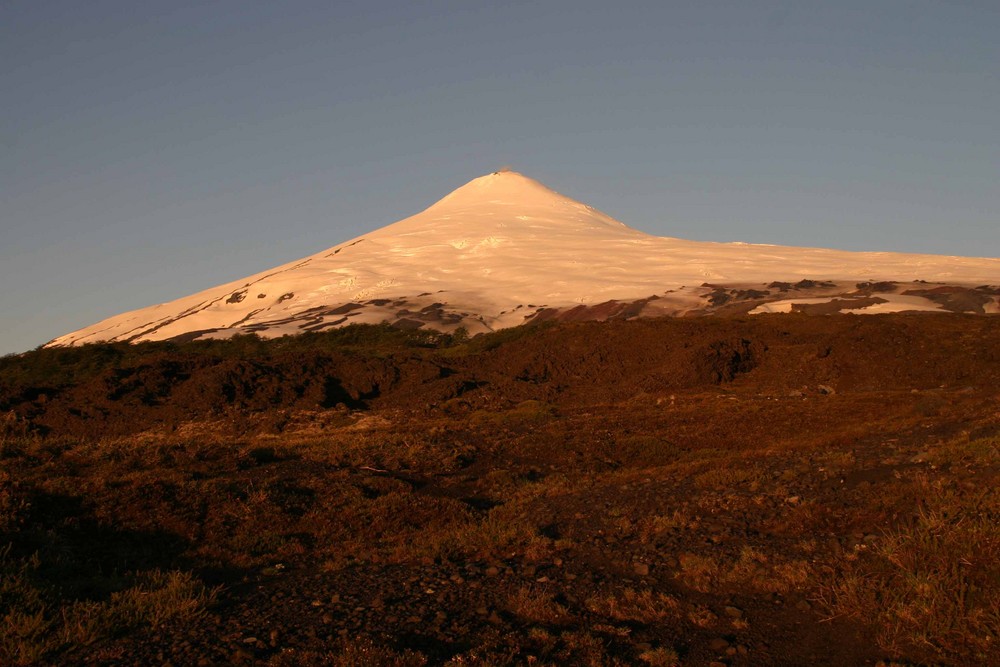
[0,471,29,533]
[454,625,636,667]
[686,604,718,628]
[2,323,999,665]
[469,400,557,428]
[821,472,1000,665]
[677,546,812,594]
[507,586,571,624]
[929,435,1000,467]
[266,636,429,666]
[637,510,693,542]
[586,588,680,623]
[638,646,681,666]
[693,463,765,489]
[0,550,217,666]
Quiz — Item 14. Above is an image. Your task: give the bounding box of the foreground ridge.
[6,315,1000,665]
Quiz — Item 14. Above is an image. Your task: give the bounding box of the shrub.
[0,547,218,666]
[822,492,1000,665]
[586,588,679,623]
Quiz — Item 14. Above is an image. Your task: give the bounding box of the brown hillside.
[2,314,999,666]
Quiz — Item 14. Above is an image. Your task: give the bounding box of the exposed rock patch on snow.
[49,171,1000,346]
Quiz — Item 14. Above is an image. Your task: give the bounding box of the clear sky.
[2,1,998,355]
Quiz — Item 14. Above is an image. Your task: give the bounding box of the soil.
[2,314,999,666]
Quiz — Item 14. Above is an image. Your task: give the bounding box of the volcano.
[50,171,1000,346]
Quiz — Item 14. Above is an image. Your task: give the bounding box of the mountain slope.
[50,171,1000,346]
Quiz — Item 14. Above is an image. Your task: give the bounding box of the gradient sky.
[3,1,998,354]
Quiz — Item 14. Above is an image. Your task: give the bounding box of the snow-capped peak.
[426,170,621,224]
[367,170,631,241]
[429,170,565,209]
[48,171,1000,347]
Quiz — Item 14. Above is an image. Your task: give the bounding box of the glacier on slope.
[49,171,1000,346]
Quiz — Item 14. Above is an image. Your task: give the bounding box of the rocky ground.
[2,315,999,665]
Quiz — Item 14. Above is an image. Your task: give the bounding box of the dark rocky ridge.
[7,314,1000,438]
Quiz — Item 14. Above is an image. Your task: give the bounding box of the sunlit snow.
[49,171,1000,346]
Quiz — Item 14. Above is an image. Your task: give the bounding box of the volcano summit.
[50,171,1000,346]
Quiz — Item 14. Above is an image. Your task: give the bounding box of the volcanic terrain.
[3,314,1000,666]
[6,171,999,666]
[49,171,1000,346]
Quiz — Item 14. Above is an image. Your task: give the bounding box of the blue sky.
[2,1,998,354]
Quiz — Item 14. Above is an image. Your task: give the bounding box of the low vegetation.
[822,445,1000,665]
[1,316,998,664]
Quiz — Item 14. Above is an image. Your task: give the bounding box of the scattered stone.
[232,648,253,662]
[795,600,812,611]
[633,562,650,576]
[817,384,836,395]
[723,606,743,618]
[708,637,730,652]
[485,566,500,576]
